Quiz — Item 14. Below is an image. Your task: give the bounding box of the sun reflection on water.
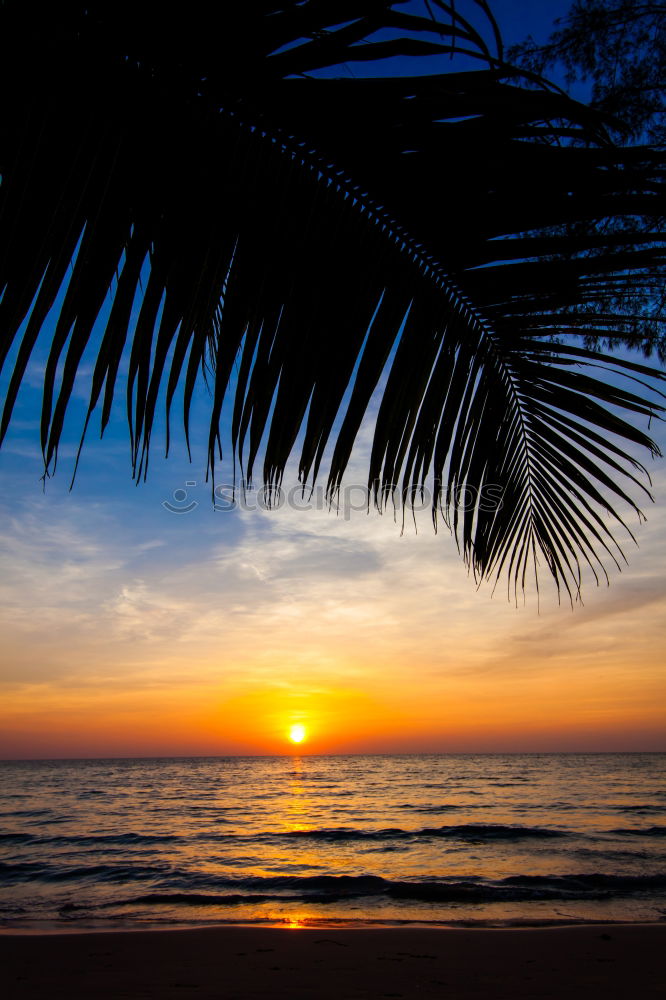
[286,755,310,830]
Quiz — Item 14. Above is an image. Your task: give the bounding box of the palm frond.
[1,0,665,597]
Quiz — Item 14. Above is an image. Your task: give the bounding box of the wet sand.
[2,922,665,999]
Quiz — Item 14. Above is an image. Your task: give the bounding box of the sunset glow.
[289,724,307,745]
[0,276,664,761]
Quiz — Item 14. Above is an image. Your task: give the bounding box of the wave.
[263,824,568,842]
[0,823,569,851]
[0,832,184,849]
[616,805,665,814]
[609,826,666,837]
[486,782,527,787]
[0,859,173,884]
[397,804,470,814]
[57,872,666,912]
[0,860,48,879]
[0,809,53,818]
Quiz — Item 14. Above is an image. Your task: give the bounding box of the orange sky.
[1,454,664,758]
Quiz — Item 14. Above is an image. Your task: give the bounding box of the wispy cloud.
[1,374,665,750]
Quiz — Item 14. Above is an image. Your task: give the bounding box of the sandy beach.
[2,923,665,999]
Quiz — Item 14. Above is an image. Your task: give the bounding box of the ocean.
[1,753,665,930]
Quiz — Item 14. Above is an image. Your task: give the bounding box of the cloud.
[0,404,665,752]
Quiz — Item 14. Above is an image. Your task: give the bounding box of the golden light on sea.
[288,724,307,745]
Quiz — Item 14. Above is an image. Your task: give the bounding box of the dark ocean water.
[1,754,665,929]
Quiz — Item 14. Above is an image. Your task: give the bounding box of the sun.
[288,724,307,745]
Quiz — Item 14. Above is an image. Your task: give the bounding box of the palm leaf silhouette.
[1,0,665,600]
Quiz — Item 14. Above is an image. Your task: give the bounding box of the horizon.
[3,748,665,763]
